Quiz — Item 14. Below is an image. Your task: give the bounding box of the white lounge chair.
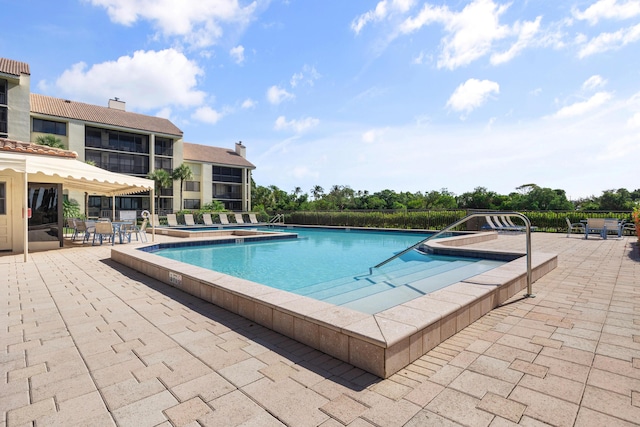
[166,213,179,227]
[234,213,245,224]
[248,213,260,224]
[202,213,214,226]
[219,213,230,225]
[565,218,585,237]
[184,214,195,226]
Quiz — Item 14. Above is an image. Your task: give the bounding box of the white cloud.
[155,107,172,120]
[362,128,388,143]
[490,16,542,65]
[628,112,640,127]
[290,65,321,88]
[230,45,245,64]
[582,75,607,90]
[241,98,256,109]
[578,23,640,57]
[50,49,206,111]
[351,0,415,34]
[192,106,223,124]
[446,78,500,114]
[87,0,258,48]
[266,85,295,105]
[274,116,319,133]
[399,0,545,69]
[573,0,640,25]
[551,92,612,118]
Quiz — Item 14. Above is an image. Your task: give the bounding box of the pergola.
[0,151,155,261]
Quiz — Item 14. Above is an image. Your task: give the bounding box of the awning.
[0,152,154,195]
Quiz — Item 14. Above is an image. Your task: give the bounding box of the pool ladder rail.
[370,212,535,298]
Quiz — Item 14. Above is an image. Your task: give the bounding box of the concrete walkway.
[1,232,639,426]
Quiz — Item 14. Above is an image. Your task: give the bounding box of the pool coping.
[111,230,557,378]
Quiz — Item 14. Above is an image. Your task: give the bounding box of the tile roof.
[183,142,256,169]
[30,94,183,137]
[0,58,30,77]
[0,137,78,159]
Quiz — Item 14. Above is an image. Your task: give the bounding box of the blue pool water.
[153,227,505,314]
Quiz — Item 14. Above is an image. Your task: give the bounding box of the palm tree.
[35,135,65,149]
[147,169,172,213]
[311,185,324,201]
[171,163,193,210]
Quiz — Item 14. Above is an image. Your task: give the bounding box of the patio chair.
[124,219,148,243]
[66,218,78,239]
[484,216,513,233]
[234,213,245,224]
[621,221,637,236]
[92,221,115,246]
[73,220,94,243]
[565,218,585,237]
[219,213,230,225]
[166,213,179,227]
[495,216,525,232]
[585,218,606,239]
[184,214,195,226]
[151,213,161,227]
[604,218,623,238]
[202,213,214,226]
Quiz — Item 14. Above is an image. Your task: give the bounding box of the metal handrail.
[269,213,285,224]
[371,212,534,297]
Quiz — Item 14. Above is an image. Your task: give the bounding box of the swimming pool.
[151,227,505,314]
[112,227,557,377]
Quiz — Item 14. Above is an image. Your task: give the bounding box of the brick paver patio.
[1,232,638,426]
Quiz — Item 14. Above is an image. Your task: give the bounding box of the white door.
[0,179,11,251]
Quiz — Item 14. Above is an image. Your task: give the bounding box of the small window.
[185,181,200,192]
[33,118,67,136]
[0,182,6,214]
[184,199,201,209]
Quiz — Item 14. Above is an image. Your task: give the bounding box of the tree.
[310,185,324,201]
[171,163,193,210]
[147,169,172,213]
[35,135,65,149]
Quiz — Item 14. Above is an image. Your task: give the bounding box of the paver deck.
[1,232,639,426]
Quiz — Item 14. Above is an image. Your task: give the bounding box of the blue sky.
[2,0,639,199]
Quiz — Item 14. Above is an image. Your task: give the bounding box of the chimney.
[235,141,246,158]
[108,98,126,111]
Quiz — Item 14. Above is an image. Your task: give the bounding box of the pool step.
[302,260,458,300]
[297,259,448,297]
[329,260,502,314]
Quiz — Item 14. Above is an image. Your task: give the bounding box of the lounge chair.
[151,213,161,227]
[184,214,195,226]
[234,213,245,224]
[202,213,214,226]
[219,213,230,225]
[565,218,585,237]
[484,216,515,233]
[494,216,524,232]
[166,213,179,227]
[248,213,261,224]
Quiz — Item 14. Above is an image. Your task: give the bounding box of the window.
[0,182,5,214]
[155,137,173,156]
[33,118,67,136]
[184,199,200,209]
[185,181,200,192]
[0,107,6,136]
[85,127,149,153]
[213,166,242,183]
[0,79,6,105]
[85,150,149,175]
[154,157,172,172]
[28,183,62,243]
[213,183,241,199]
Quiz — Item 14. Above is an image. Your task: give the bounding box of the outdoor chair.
[219,213,230,225]
[202,213,214,226]
[248,213,261,224]
[92,221,115,245]
[565,218,585,237]
[184,214,196,226]
[234,213,245,224]
[166,213,179,227]
[621,221,637,236]
[73,220,94,243]
[66,218,78,239]
[585,218,606,239]
[124,219,148,243]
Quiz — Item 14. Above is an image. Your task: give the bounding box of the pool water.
[154,227,505,314]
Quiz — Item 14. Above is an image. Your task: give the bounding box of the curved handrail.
[371,212,534,297]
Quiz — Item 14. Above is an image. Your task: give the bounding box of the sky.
[2,0,639,200]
